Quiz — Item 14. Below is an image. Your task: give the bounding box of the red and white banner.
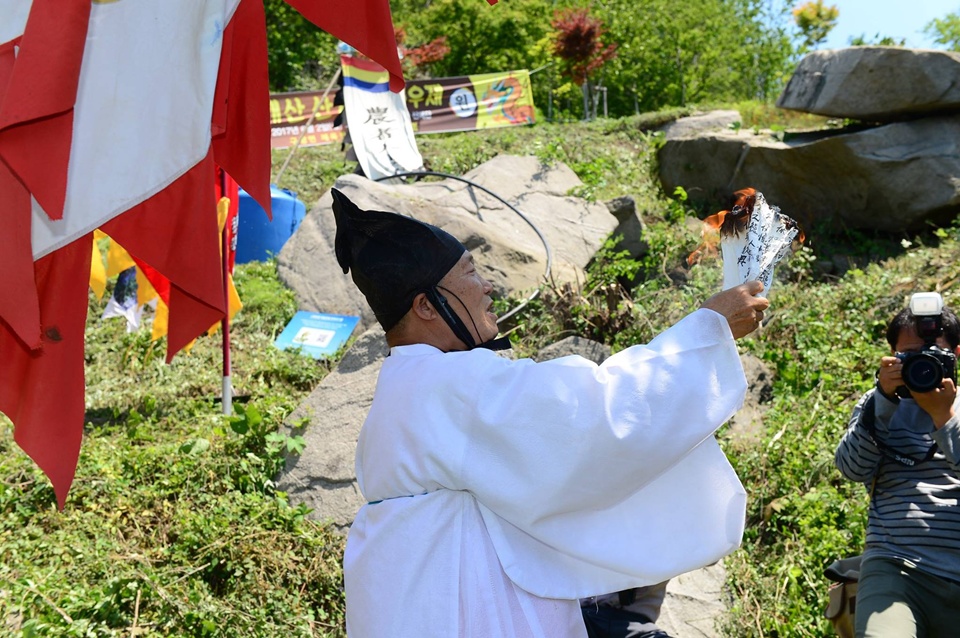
[0,0,405,508]
[28,0,242,260]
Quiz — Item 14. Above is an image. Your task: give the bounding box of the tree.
[551,7,618,119]
[792,0,839,49]
[392,0,553,78]
[396,28,451,79]
[594,0,796,114]
[264,0,339,90]
[849,34,905,47]
[924,11,960,50]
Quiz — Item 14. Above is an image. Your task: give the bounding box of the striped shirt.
[835,389,960,584]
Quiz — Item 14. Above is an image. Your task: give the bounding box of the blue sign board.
[274,311,360,359]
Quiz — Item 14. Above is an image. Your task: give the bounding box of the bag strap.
[860,394,938,467]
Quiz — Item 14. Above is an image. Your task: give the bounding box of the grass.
[3,101,959,636]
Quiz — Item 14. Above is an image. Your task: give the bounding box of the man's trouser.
[856,555,960,638]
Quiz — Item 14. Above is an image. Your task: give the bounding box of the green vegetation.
[4,103,960,636]
[268,0,800,119]
[924,10,960,51]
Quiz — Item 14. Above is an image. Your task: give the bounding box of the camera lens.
[902,354,944,393]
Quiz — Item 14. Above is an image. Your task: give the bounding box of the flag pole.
[219,168,233,416]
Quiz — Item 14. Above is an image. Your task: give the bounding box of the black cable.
[373,171,552,325]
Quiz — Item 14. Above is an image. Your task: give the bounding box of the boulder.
[277,155,619,331]
[533,335,611,364]
[657,114,960,232]
[777,47,960,122]
[725,352,773,447]
[604,195,649,260]
[658,109,742,140]
[275,326,389,531]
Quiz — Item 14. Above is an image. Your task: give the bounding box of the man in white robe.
[330,188,770,637]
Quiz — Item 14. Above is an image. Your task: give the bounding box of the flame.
[687,187,757,266]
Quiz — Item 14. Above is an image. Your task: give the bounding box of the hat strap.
[426,287,477,350]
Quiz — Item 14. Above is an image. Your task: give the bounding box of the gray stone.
[777,47,960,121]
[658,562,728,638]
[277,155,618,332]
[726,352,774,446]
[605,196,637,223]
[534,335,611,365]
[657,114,960,232]
[276,326,389,531]
[658,110,742,140]
[605,195,648,260]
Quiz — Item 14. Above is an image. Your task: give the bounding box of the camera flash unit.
[910,292,944,317]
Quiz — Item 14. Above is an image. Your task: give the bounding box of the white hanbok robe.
[345,308,749,637]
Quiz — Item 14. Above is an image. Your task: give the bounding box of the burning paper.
[695,188,803,296]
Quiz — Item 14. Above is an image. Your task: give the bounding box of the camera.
[895,292,957,397]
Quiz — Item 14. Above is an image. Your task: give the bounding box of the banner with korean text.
[270,90,344,150]
[270,69,535,149]
[406,70,535,134]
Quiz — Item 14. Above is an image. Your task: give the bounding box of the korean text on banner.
[339,54,423,180]
[269,90,344,150]
[408,70,535,134]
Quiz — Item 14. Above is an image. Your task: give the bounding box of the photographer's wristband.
[875,370,900,404]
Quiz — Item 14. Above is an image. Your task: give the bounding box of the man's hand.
[877,355,903,399]
[912,378,957,429]
[701,281,771,339]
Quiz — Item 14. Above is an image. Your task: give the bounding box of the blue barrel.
[235,185,307,263]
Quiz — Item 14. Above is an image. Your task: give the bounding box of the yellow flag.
[206,196,243,336]
[89,233,107,300]
[105,236,137,277]
[150,297,169,341]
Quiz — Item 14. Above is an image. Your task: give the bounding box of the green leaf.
[179,438,211,456]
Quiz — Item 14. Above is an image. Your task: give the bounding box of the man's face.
[894,325,954,354]
[438,251,498,345]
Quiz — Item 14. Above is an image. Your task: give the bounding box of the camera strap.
[860,394,939,467]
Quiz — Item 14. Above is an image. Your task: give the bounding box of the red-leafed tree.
[551,7,617,119]
[396,26,450,79]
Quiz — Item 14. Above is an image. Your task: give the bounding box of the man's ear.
[411,292,438,321]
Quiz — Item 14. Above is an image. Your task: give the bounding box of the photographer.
[835,293,960,638]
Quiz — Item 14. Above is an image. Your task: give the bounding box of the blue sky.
[817,0,959,49]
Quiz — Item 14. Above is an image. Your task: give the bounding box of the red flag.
[212,0,272,219]
[215,168,241,274]
[0,235,93,509]
[0,37,39,349]
[285,0,405,92]
[102,151,225,362]
[0,0,90,221]
[132,260,172,308]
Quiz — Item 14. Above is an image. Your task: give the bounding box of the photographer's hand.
[913,379,957,429]
[877,355,903,400]
[701,281,770,339]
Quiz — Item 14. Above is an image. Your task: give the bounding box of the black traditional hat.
[331,188,467,333]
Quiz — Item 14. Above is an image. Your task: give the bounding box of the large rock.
[275,326,389,531]
[277,155,619,331]
[725,353,773,447]
[604,195,649,260]
[777,47,960,122]
[658,110,741,140]
[658,562,729,638]
[657,114,960,231]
